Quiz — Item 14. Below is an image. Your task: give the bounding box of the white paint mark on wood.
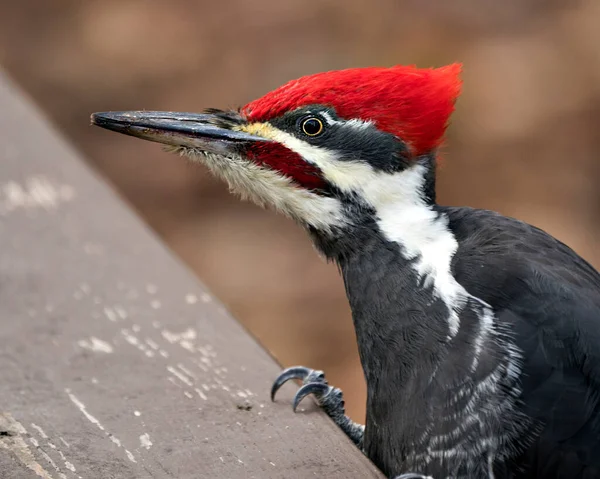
[121,329,155,358]
[65,389,137,463]
[180,340,195,352]
[185,294,198,304]
[150,299,161,309]
[184,391,193,399]
[139,433,153,450]
[103,307,118,322]
[29,437,66,478]
[199,356,212,367]
[77,336,114,354]
[115,306,128,320]
[65,389,105,431]
[177,363,196,379]
[167,377,181,388]
[55,448,76,473]
[30,423,48,439]
[195,388,208,401]
[162,327,197,344]
[200,293,212,303]
[0,176,75,214]
[197,345,216,358]
[29,429,76,477]
[167,366,193,386]
[109,435,121,447]
[134,411,141,417]
[63,459,76,472]
[197,363,208,372]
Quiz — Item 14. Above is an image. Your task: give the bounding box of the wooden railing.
[0,71,383,478]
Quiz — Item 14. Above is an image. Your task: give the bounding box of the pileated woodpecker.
[92,64,600,478]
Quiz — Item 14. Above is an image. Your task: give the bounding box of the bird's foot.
[271,366,364,447]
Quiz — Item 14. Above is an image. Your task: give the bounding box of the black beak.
[90,111,270,152]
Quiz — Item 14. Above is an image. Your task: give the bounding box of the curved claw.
[271,366,312,402]
[292,382,331,412]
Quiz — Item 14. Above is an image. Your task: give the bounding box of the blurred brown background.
[1,0,599,422]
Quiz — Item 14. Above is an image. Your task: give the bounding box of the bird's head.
[92,64,462,241]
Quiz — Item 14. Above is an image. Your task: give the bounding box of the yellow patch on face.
[235,122,281,140]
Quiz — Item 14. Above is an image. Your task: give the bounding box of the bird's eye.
[301,117,324,137]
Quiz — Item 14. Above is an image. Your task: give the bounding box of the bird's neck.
[330,209,463,380]
[309,160,467,383]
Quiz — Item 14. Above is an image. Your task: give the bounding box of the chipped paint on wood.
[161,327,197,345]
[176,363,197,379]
[65,389,136,463]
[30,424,48,439]
[139,433,152,450]
[185,293,198,304]
[200,293,212,303]
[121,329,155,358]
[77,336,114,354]
[26,424,78,477]
[0,176,75,214]
[103,307,118,322]
[195,388,208,401]
[28,436,67,479]
[167,365,194,387]
[0,413,54,479]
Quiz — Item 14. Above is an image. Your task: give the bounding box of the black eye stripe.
[268,104,411,176]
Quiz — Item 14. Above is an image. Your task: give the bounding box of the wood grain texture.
[0,71,383,479]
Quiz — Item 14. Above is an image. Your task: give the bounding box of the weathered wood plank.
[0,71,383,479]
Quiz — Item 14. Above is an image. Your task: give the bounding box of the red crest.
[243,63,462,157]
